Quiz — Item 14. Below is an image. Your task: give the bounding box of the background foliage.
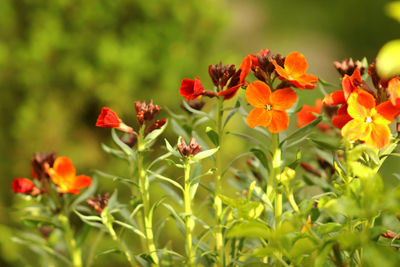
[1,0,399,266]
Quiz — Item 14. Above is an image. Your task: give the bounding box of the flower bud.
[177,137,202,157]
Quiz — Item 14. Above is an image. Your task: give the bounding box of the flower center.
[365,116,373,123]
[265,104,273,111]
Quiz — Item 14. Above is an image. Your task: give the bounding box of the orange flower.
[47,157,92,194]
[388,77,400,107]
[96,107,133,133]
[246,81,297,133]
[341,90,399,149]
[272,51,318,89]
[296,99,330,131]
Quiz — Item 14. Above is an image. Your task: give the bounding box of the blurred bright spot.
[385,1,400,23]
[377,39,400,78]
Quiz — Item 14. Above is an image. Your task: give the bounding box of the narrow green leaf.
[228,132,267,149]
[223,100,240,129]
[206,126,219,146]
[69,177,98,212]
[114,220,145,238]
[111,128,134,156]
[251,148,268,168]
[101,143,127,160]
[164,138,180,158]
[94,170,137,187]
[281,116,322,146]
[182,100,214,120]
[192,147,219,161]
[140,120,168,151]
[171,118,189,141]
[148,170,184,192]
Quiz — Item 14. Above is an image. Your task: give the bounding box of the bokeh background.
[1,0,399,266]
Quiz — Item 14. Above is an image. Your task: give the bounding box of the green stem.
[271,134,282,229]
[214,97,225,266]
[184,162,195,267]
[287,191,300,213]
[107,223,135,266]
[137,132,159,266]
[59,214,82,267]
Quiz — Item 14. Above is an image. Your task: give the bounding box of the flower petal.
[271,88,297,110]
[284,52,308,77]
[365,123,391,149]
[52,157,76,178]
[347,91,374,120]
[272,61,290,80]
[246,81,271,108]
[246,108,271,128]
[332,114,352,129]
[388,77,400,106]
[267,110,289,133]
[74,175,92,189]
[341,119,371,141]
[218,84,240,100]
[375,100,400,123]
[323,91,345,105]
[239,55,252,84]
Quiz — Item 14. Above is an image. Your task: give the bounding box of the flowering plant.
[10,46,400,267]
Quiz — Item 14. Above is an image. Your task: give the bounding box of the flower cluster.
[12,153,92,195]
[323,59,400,149]
[96,100,166,146]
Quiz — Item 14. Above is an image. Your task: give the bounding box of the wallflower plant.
[11,47,400,267]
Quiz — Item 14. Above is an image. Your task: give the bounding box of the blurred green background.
[1,0,399,266]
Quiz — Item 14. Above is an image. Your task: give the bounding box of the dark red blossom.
[334,58,365,77]
[87,193,109,215]
[179,77,205,101]
[145,119,167,134]
[177,137,202,157]
[135,100,161,127]
[381,230,400,240]
[31,152,56,180]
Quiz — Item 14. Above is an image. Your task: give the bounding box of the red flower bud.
[179,77,205,101]
[145,119,167,134]
[96,107,133,133]
[12,178,35,194]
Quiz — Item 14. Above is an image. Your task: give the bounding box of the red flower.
[272,51,318,89]
[47,157,92,194]
[297,99,330,131]
[145,119,167,134]
[96,107,133,133]
[12,178,35,194]
[179,77,205,101]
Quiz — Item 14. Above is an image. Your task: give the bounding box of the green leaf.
[280,116,322,146]
[252,247,275,258]
[170,118,189,141]
[93,170,137,186]
[223,100,240,128]
[74,210,105,229]
[114,220,145,238]
[101,143,127,160]
[251,148,268,168]
[192,147,219,161]
[228,132,267,149]
[227,221,271,239]
[147,170,184,192]
[316,222,343,235]
[307,138,341,151]
[182,100,214,120]
[111,128,134,157]
[164,138,180,158]
[290,237,317,260]
[206,127,219,146]
[377,39,400,78]
[140,120,168,151]
[219,194,264,220]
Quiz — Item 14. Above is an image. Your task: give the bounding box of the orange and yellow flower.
[272,51,318,89]
[341,90,399,149]
[47,157,92,194]
[246,81,297,133]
